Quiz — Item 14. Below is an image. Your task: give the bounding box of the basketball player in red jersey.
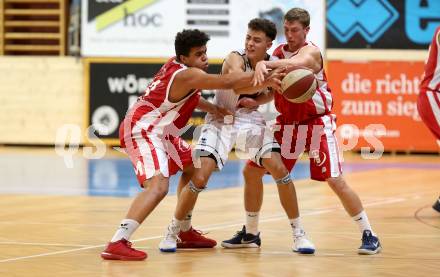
[101,29,282,261]
[417,26,440,213]
[244,8,382,254]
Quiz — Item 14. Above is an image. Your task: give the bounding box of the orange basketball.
[281,66,317,103]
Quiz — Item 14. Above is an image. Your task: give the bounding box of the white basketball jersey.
[206,49,275,123]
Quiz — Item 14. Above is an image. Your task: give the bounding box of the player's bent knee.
[191,174,209,188]
[275,173,292,185]
[189,181,206,194]
[148,185,169,199]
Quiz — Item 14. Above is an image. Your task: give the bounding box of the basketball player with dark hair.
[159,18,315,254]
[417,26,440,213]
[100,29,282,261]
[239,8,382,254]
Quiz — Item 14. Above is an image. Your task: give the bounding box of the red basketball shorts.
[119,120,192,187]
[248,114,343,181]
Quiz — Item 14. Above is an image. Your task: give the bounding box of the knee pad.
[275,173,291,185]
[189,181,205,194]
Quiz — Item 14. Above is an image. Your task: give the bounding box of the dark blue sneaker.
[221,226,261,248]
[433,198,440,213]
[358,230,382,255]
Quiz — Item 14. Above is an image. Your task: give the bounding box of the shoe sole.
[101,252,147,261]
[358,246,382,255]
[159,247,177,253]
[221,242,260,249]
[177,241,217,248]
[293,248,315,254]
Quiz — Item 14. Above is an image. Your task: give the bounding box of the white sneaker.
[159,224,180,252]
[292,231,315,254]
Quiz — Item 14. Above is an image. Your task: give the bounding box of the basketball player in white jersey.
[159,18,315,254]
[417,26,440,213]
[100,29,283,261]
[247,8,382,254]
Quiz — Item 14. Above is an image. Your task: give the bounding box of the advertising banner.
[327,0,440,49]
[81,0,325,58]
[328,60,438,152]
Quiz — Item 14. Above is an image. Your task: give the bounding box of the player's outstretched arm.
[253,45,321,85]
[178,67,254,91]
[168,67,254,102]
[234,75,281,95]
[234,67,284,95]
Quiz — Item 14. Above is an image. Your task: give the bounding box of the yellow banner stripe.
[96,0,159,31]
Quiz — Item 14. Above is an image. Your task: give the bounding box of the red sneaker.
[101,239,147,261]
[177,227,217,248]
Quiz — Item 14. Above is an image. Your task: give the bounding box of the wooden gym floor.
[0,147,439,276]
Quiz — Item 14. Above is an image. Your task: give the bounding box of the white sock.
[180,210,193,232]
[110,219,140,242]
[245,211,259,235]
[289,217,304,237]
[172,216,183,227]
[352,210,375,236]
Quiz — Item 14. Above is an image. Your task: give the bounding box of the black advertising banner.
[87,59,221,143]
[327,0,440,49]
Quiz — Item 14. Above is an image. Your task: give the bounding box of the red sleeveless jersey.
[420,27,440,94]
[126,57,201,135]
[272,42,333,123]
